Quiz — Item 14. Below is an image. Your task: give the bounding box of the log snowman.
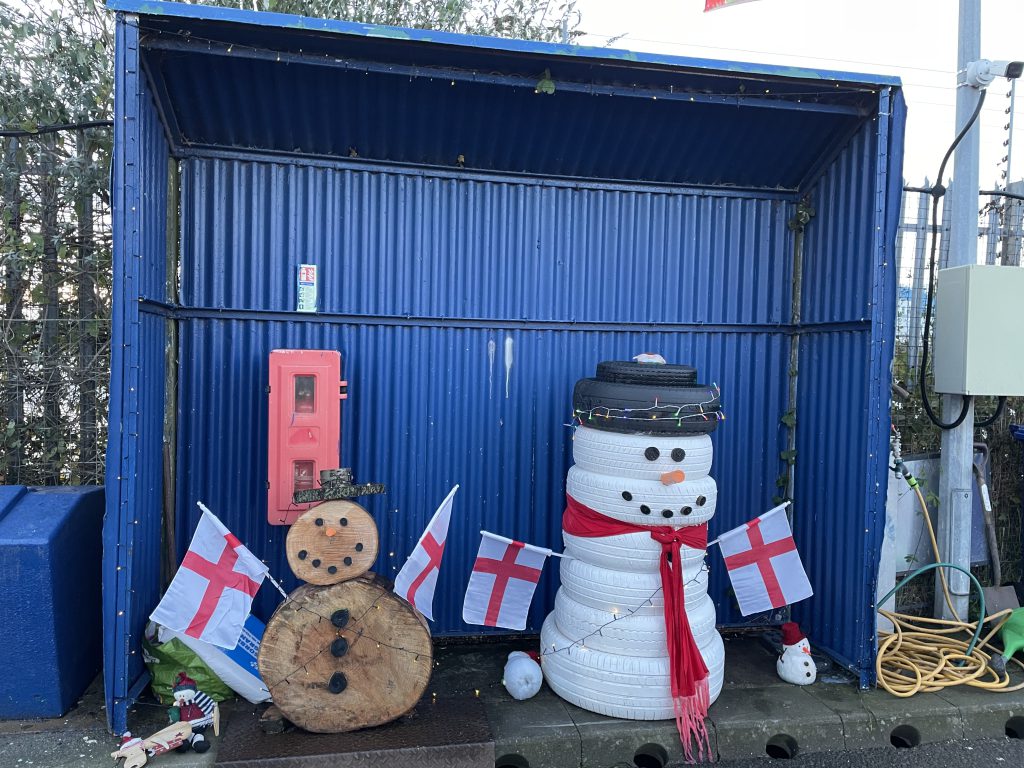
[257,500,433,733]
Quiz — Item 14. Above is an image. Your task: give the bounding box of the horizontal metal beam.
[139,298,871,335]
[142,35,866,117]
[174,145,801,200]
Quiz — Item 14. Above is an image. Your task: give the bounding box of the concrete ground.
[3,635,1024,767]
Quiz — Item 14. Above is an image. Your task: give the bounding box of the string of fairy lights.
[541,564,710,658]
[571,384,725,428]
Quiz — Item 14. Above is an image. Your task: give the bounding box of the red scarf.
[564,494,711,762]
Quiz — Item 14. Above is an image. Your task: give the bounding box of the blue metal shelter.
[104,0,905,733]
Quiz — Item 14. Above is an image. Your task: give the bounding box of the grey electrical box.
[933,264,1024,396]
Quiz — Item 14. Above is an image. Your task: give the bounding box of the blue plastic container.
[0,486,104,718]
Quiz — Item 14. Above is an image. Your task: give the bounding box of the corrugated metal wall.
[175,155,795,630]
[103,14,170,732]
[791,95,903,681]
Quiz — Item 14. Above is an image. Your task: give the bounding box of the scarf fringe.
[673,678,711,764]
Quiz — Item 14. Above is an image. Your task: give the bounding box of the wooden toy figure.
[167,672,219,753]
[110,723,192,768]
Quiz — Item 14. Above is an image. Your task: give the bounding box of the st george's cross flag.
[394,485,459,620]
[705,0,760,11]
[716,502,812,616]
[463,532,551,630]
[151,503,269,649]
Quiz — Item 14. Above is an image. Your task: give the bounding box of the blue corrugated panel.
[791,92,904,683]
[174,157,795,629]
[107,2,907,728]
[103,13,170,733]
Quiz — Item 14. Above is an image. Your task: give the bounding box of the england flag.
[717,502,813,616]
[150,503,269,649]
[394,485,458,620]
[463,532,550,630]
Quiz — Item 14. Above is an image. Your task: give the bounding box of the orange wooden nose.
[325,527,337,537]
[660,470,686,485]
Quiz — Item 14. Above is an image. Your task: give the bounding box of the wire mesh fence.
[0,128,111,486]
[893,180,1024,604]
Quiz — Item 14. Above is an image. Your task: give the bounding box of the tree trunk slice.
[258,578,433,733]
[285,501,379,585]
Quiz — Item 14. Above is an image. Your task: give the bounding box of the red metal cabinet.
[267,350,346,525]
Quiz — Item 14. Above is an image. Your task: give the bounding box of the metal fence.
[893,179,1024,592]
[0,128,112,487]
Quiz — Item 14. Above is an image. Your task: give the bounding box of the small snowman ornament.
[502,651,543,700]
[167,672,218,753]
[776,622,816,685]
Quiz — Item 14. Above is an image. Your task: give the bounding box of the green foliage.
[0,0,583,486]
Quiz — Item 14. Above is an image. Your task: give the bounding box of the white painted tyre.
[558,557,708,615]
[567,466,717,526]
[540,615,725,720]
[573,428,714,481]
[562,530,704,573]
[552,589,717,657]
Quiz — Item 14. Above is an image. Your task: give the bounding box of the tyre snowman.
[541,361,725,756]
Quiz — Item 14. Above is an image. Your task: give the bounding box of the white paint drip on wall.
[487,339,496,398]
[504,337,514,399]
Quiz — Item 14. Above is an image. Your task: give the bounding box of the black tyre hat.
[595,360,698,387]
[572,377,721,436]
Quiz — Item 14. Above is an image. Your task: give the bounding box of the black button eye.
[671,448,685,462]
[640,505,651,515]
[315,518,324,526]
[644,447,660,461]
[622,491,633,501]
[696,495,707,507]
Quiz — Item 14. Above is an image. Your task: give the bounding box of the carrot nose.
[325,527,337,537]
[660,470,686,485]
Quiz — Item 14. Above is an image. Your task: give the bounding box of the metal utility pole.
[935,0,981,620]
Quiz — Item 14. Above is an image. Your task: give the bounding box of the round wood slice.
[258,578,433,733]
[285,501,379,584]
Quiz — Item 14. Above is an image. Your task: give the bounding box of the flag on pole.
[393,485,459,620]
[716,503,812,616]
[463,532,551,630]
[151,504,269,649]
[705,0,760,11]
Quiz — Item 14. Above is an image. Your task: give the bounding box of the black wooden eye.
[644,447,660,461]
[671,448,685,462]
[315,518,324,526]
[681,506,693,516]
[622,491,633,501]
[696,495,707,507]
[340,518,348,526]
[640,505,651,515]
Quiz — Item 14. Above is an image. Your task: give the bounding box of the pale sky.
[574,0,1024,186]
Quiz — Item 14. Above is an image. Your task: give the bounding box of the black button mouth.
[661,509,674,518]
[640,505,651,515]
[681,506,693,515]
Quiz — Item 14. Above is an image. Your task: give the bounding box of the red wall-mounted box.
[267,350,346,525]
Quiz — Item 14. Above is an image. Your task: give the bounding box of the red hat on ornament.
[781,622,806,646]
[172,672,197,693]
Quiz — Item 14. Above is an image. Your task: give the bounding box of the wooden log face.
[258,579,433,733]
[285,501,379,584]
